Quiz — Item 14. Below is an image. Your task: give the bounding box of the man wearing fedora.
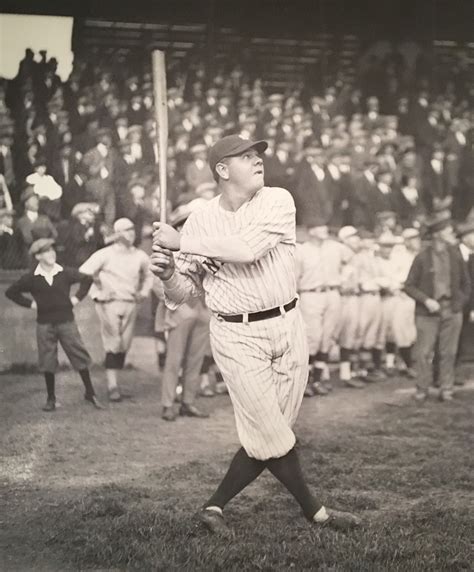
[456,220,474,364]
[405,216,471,401]
[5,238,103,411]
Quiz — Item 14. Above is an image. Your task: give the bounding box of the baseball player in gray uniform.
[151,134,361,536]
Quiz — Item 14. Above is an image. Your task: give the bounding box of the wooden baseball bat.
[152,50,168,224]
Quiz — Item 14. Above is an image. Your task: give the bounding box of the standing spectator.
[159,200,211,421]
[0,172,13,211]
[456,221,474,363]
[79,218,153,402]
[405,217,471,401]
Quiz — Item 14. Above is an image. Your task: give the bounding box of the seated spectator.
[56,202,103,267]
[16,186,57,267]
[185,143,214,193]
[26,157,63,221]
[0,207,22,269]
[0,172,13,211]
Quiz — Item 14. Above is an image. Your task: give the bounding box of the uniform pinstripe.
[163,186,309,460]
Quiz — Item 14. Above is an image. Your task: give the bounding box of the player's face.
[225,149,264,192]
[346,234,360,252]
[118,226,136,246]
[36,247,56,266]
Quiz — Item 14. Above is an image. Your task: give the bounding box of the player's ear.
[215,161,229,181]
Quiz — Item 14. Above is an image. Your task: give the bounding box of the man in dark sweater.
[5,238,104,411]
[405,217,471,402]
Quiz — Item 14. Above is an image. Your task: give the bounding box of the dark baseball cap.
[208,134,268,173]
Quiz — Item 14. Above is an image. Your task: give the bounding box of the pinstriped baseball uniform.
[337,246,362,349]
[162,186,309,460]
[352,249,382,349]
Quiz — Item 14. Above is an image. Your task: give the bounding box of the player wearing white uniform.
[296,223,347,395]
[336,226,366,388]
[390,228,421,376]
[151,135,361,536]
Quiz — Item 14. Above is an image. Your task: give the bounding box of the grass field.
[1,365,473,571]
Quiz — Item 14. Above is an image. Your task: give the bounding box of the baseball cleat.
[317,508,362,531]
[162,407,177,421]
[108,389,122,402]
[413,390,428,402]
[312,382,329,396]
[198,508,233,538]
[42,398,56,412]
[85,394,105,409]
[179,404,209,418]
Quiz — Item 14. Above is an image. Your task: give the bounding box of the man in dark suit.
[456,221,474,364]
[291,143,332,227]
[405,217,471,402]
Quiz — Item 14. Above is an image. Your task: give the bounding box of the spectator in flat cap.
[5,237,103,412]
[405,214,471,402]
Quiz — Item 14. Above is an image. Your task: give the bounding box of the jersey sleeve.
[163,217,206,310]
[78,248,106,276]
[179,187,295,263]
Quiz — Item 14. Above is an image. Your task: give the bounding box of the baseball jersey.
[80,243,153,302]
[163,186,297,314]
[296,239,350,291]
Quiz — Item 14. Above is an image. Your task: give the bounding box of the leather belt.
[300,285,339,293]
[217,298,297,323]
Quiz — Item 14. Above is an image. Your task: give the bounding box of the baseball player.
[352,231,385,381]
[151,135,361,536]
[79,218,153,402]
[374,234,401,374]
[296,220,346,395]
[389,228,420,376]
[5,238,103,411]
[336,226,366,388]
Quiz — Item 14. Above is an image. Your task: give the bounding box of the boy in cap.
[5,238,103,411]
[79,218,153,401]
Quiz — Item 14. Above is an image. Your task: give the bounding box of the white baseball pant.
[209,307,309,461]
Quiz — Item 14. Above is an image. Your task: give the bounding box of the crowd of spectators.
[0,42,473,270]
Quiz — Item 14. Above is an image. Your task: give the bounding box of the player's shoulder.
[259,186,294,203]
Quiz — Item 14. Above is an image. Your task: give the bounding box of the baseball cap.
[208,134,268,173]
[401,228,420,240]
[338,226,358,241]
[113,218,135,232]
[29,238,55,256]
